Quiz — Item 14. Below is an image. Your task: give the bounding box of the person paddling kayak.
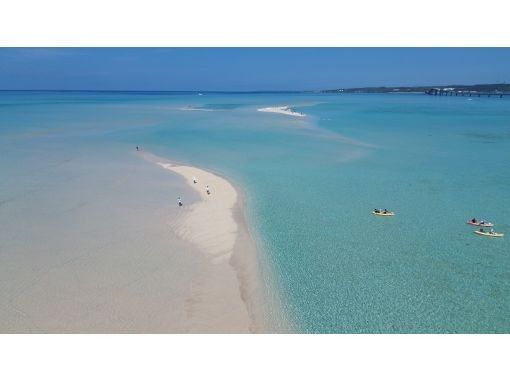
[373,208,395,216]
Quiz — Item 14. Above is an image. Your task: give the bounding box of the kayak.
[474,231,504,238]
[466,221,494,227]
[373,211,395,216]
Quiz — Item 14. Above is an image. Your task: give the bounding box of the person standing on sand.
[206,185,210,195]
[178,197,183,207]
[136,146,139,151]
[193,176,197,184]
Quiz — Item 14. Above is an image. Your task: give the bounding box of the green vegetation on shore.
[321,83,510,94]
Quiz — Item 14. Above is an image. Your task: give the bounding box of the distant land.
[321,83,510,94]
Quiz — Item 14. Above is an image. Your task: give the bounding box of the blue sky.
[0,48,509,91]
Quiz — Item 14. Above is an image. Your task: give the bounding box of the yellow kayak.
[474,231,504,238]
[373,211,395,216]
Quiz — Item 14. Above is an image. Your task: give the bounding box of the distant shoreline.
[321,83,510,94]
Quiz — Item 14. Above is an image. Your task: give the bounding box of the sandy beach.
[0,146,275,333]
[141,152,271,332]
[257,106,306,117]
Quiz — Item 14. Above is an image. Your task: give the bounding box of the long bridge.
[426,88,509,98]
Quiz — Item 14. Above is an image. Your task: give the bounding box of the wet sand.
[0,147,275,332]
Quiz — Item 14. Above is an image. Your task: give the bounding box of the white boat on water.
[474,230,504,238]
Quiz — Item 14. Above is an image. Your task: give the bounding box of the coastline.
[139,151,283,332]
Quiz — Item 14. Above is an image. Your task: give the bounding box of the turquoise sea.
[1,91,509,333]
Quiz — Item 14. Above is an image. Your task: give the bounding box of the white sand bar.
[257,106,306,117]
[143,153,275,333]
[157,163,238,264]
[156,163,251,331]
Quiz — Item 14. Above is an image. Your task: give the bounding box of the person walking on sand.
[136,146,139,151]
[193,176,197,184]
[178,197,183,207]
[206,185,210,195]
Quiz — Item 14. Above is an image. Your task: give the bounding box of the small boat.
[466,220,494,227]
[373,210,395,216]
[474,230,504,238]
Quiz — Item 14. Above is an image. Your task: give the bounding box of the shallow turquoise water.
[1,91,509,332]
